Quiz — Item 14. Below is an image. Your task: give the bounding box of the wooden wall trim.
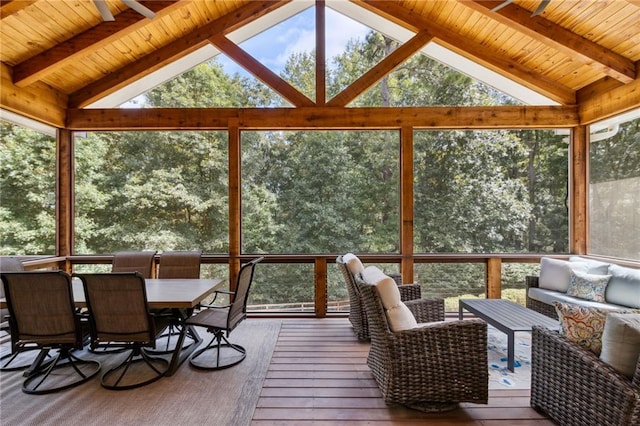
[579,77,640,125]
[65,105,579,130]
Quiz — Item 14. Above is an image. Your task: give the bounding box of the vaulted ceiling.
[1,0,639,130]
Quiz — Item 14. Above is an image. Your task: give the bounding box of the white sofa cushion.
[568,256,610,275]
[539,257,589,292]
[343,253,365,276]
[362,266,417,332]
[599,313,640,378]
[528,287,626,311]
[606,264,640,309]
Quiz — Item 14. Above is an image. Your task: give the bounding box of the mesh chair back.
[158,250,201,279]
[1,271,79,346]
[111,251,156,278]
[79,273,155,344]
[228,257,263,329]
[0,257,24,318]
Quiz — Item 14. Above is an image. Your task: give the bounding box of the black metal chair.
[1,271,101,394]
[76,272,169,390]
[150,250,202,354]
[183,256,263,370]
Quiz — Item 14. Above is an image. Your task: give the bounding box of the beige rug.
[0,319,281,426]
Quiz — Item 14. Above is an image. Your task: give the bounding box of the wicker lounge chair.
[336,254,423,340]
[531,326,640,426]
[355,273,488,412]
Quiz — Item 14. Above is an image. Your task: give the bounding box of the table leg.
[507,330,515,372]
[165,324,202,376]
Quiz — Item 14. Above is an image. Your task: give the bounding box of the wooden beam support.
[315,257,327,317]
[579,76,640,124]
[208,34,315,108]
[462,0,637,84]
[228,120,241,289]
[56,128,74,258]
[0,0,35,18]
[1,62,66,127]
[486,258,502,299]
[400,126,414,284]
[571,126,588,255]
[66,105,579,130]
[327,30,433,107]
[357,0,576,105]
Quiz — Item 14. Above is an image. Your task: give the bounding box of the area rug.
[487,325,532,389]
[0,319,281,426]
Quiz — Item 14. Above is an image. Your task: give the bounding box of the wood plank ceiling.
[1,0,639,129]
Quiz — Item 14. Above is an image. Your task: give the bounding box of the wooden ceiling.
[1,0,639,129]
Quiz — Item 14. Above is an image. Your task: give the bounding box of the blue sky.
[218,7,371,77]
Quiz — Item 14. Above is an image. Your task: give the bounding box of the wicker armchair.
[531,326,640,426]
[525,276,559,319]
[355,274,488,412]
[336,254,423,340]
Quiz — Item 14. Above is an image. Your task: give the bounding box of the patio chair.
[150,250,202,354]
[111,250,157,277]
[0,257,32,370]
[77,272,169,390]
[183,256,263,370]
[1,271,101,394]
[355,269,488,412]
[337,253,431,340]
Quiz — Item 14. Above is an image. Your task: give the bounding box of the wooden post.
[315,257,327,317]
[571,126,588,254]
[228,120,241,289]
[56,128,73,272]
[486,258,502,299]
[400,126,414,283]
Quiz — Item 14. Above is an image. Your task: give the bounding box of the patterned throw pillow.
[566,270,611,302]
[554,302,611,355]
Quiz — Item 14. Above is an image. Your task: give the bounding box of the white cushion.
[539,257,588,292]
[606,264,640,309]
[343,253,364,275]
[599,313,640,378]
[362,266,417,332]
[568,256,610,275]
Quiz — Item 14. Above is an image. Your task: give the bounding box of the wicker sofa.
[355,265,488,412]
[337,254,423,340]
[526,256,640,319]
[531,326,640,426]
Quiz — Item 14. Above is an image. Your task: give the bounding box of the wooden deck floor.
[252,318,554,425]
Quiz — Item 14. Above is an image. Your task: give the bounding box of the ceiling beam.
[68,0,290,108]
[358,0,575,105]
[327,30,433,107]
[461,0,636,84]
[0,0,35,18]
[66,105,579,130]
[208,33,315,108]
[12,1,180,87]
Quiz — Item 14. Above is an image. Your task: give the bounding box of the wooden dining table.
[1,277,225,377]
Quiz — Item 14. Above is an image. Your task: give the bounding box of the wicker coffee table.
[459,298,559,371]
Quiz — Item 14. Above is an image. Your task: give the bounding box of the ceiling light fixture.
[491,0,550,17]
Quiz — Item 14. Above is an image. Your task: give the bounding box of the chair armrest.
[398,283,421,301]
[405,297,445,323]
[525,275,539,290]
[531,326,640,426]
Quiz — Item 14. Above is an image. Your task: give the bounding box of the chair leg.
[101,346,168,390]
[1,345,53,372]
[22,349,101,395]
[189,330,246,371]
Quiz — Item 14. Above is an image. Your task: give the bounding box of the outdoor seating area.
[2,1,640,425]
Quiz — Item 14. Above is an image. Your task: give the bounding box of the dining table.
[1,277,225,377]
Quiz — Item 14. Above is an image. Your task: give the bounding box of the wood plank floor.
[252,318,554,425]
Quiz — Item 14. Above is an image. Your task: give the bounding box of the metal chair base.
[189,331,246,370]
[101,347,168,390]
[22,349,101,395]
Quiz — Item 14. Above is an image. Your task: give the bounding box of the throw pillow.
[565,270,611,302]
[539,257,589,292]
[343,253,365,275]
[599,313,640,378]
[554,302,610,355]
[362,266,417,332]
